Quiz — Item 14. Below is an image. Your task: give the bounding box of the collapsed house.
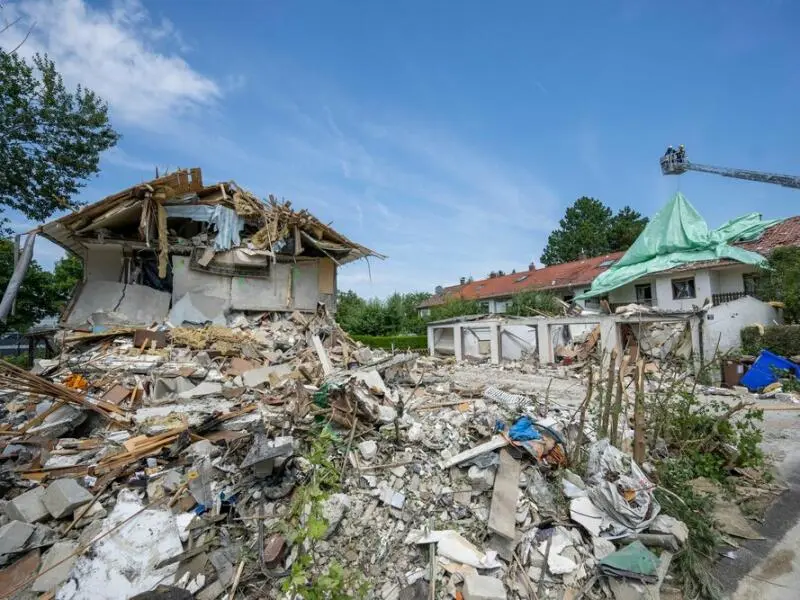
[1,168,382,329]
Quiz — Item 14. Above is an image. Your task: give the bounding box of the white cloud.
[5,0,220,125]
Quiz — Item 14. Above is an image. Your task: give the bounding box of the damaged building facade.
[13,169,381,328]
[426,194,795,368]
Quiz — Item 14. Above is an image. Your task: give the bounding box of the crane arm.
[685,162,800,190]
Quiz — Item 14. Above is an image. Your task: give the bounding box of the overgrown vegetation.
[336,290,430,336]
[741,324,800,357]
[282,429,368,599]
[759,246,800,323]
[646,361,767,600]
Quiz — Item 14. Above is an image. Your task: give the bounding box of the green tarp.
[576,193,782,300]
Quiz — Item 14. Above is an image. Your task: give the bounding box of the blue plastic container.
[739,350,800,391]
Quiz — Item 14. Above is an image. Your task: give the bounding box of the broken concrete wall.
[172,255,325,313]
[65,281,171,327]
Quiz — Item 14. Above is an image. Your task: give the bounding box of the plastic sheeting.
[576,193,782,299]
[165,204,245,251]
[577,439,660,538]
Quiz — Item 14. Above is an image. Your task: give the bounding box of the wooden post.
[633,358,646,463]
[573,369,593,464]
[610,354,630,448]
[600,349,617,438]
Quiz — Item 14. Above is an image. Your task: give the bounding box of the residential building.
[419,216,800,315]
[28,168,381,327]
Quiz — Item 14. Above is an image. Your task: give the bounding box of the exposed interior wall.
[462,325,491,357]
[66,281,171,326]
[608,283,638,305]
[702,296,783,359]
[171,256,324,312]
[84,244,123,282]
[500,324,538,360]
[431,327,455,354]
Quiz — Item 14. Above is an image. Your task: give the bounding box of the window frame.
[635,283,653,305]
[671,277,696,300]
[742,273,760,296]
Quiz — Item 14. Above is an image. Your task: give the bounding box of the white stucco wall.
[701,296,783,359]
[652,270,713,311]
[716,265,758,294]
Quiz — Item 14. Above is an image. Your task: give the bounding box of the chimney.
[459,277,466,285]
[528,262,536,271]
[435,285,444,295]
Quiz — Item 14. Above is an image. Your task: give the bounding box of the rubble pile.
[0,310,693,600]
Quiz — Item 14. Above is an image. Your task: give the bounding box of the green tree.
[760,247,800,323]
[0,239,55,334]
[0,49,120,223]
[506,290,562,317]
[609,206,649,251]
[429,298,483,321]
[540,197,648,266]
[51,253,83,308]
[335,290,431,336]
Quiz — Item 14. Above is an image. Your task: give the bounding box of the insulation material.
[57,490,183,600]
[578,193,782,299]
[165,204,246,251]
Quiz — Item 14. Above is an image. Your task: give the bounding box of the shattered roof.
[39,168,384,265]
[418,252,624,307]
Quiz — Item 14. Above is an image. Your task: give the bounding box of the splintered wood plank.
[488,448,521,541]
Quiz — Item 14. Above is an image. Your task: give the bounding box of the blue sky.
[5,0,800,298]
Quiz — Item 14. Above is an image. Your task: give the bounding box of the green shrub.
[740,324,800,357]
[351,334,428,351]
[740,325,763,355]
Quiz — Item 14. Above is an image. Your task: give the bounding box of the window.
[583,289,600,308]
[515,275,529,283]
[635,284,653,306]
[671,277,696,300]
[599,259,616,267]
[743,273,760,296]
[563,294,574,302]
[479,301,490,313]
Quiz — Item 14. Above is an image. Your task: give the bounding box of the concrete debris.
[0,287,776,600]
[0,521,34,557]
[5,487,49,523]
[31,541,78,592]
[42,479,93,519]
[462,574,507,600]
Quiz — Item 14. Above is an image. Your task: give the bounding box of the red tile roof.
[419,217,800,308]
[418,252,624,307]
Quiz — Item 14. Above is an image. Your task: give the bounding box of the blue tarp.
[508,416,541,441]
